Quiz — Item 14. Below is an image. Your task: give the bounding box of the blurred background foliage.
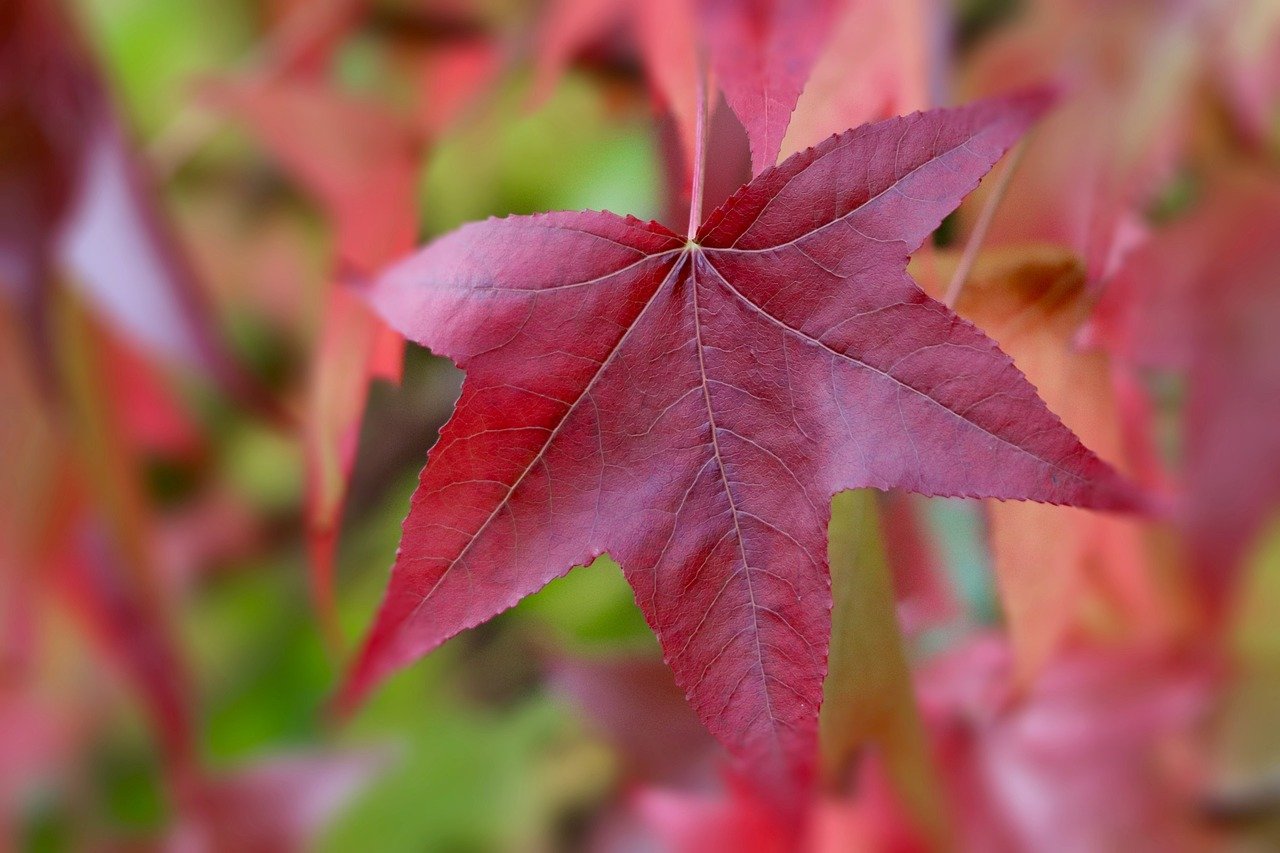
[8,0,1280,849]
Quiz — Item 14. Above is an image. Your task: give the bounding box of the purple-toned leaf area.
[342,92,1139,805]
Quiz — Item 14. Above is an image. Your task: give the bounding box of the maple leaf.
[340,93,1141,804]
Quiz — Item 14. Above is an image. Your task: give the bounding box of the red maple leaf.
[339,92,1141,805]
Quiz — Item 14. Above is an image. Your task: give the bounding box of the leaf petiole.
[687,56,709,241]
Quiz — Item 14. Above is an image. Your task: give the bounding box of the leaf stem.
[943,139,1028,308]
[687,60,709,241]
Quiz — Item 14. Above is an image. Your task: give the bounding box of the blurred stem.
[944,138,1027,308]
[309,525,347,662]
[51,282,198,775]
[687,59,709,240]
[53,285,164,619]
[821,490,951,846]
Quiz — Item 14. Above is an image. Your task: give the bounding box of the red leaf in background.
[204,79,422,275]
[100,332,203,460]
[0,336,80,819]
[259,0,367,79]
[630,759,927,853]
[0,0,247,385]
[172,751,382,853]
[697,0,839,174]
[303,285,407,628]
[919,636,1214,851]
[414,37,504,139]
[1097,171,1280,609]
[658,88,753,237]
[92,330,264,590]
[0,0,91,313]
[206,79,424,642]
[962,0,1199,282]
[551,653,716,786]
[532,0,700,171]
[0,300,70,670]
[43,291,204,790]
[533,0,840,178]
[632,779,793,853]
[780,0,939,159]
[531,0,624,100]
[341,93,1142,809]
[5,286,372,847]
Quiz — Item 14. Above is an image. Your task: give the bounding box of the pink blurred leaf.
[172,751,383,853]
[53,522,195,773]
[532,0,700,174]
[0,0,248,386]
[963,0,1199,282]
[1098,170,1280,607]
[414,37,504,139]
[920,635,1214,851]
[630,760,928,853]
[532,0,841,178]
